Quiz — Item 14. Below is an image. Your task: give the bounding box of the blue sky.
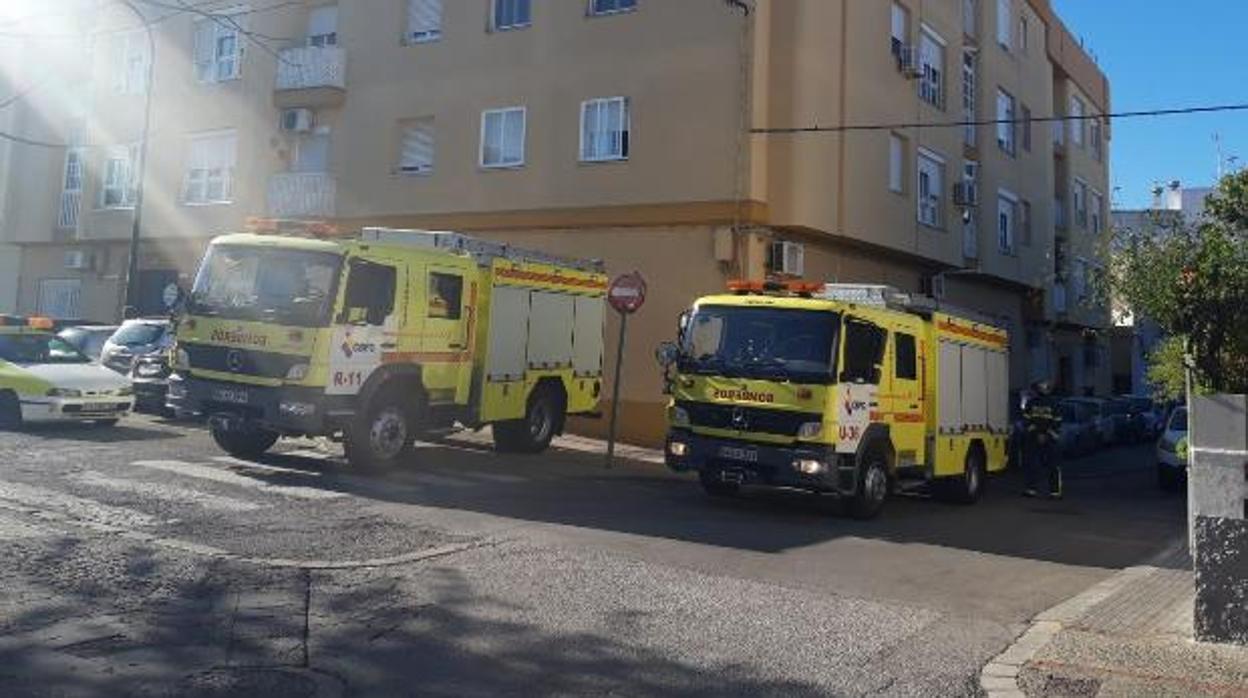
[1051,1,1248,209]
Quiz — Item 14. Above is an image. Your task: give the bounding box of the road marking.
[69,470,263,513]
[0,480,161,528]
[131,460,345,501]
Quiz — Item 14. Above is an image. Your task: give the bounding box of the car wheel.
[210,422,280,460]
[345,390,417,471]
[494,384,564,454]
[0,391,22,431]
[940,446,987,504]
[699,469,741,498]
[848,448,889,520]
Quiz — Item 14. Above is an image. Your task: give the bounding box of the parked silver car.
[1067,397,1118,447]
[99,319,174,375]
[56,325,119,362]
[1058,400,1099,457]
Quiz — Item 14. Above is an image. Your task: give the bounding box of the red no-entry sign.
[608,272,647,315]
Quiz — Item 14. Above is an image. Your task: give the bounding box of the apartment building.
[0,0,1111,444]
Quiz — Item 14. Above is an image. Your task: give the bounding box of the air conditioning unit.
[63,249,93,271]
[894,44,921,78]
[953,181,980,207]
[768,240,805,277]
[280,108,314,133]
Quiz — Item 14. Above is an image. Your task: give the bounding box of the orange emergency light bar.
[0,315,54,330]
[244,217,340,238]
[727,280,824,296]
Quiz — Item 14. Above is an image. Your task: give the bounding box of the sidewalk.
[983,541,1248,697]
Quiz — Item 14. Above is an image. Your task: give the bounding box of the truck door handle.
[448,343,465,349]
[381,343,397,349]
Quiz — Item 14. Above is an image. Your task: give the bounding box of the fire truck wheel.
[944,446,987,504]
[699,469,740,498]
[210,423,279,459]
[346,394,415,471]
[494,384,564,454]
[0,391,22,431]
[848,448,889,520]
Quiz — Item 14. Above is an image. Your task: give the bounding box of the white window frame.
[1070,96,1086,147]
[100,144,139,210]
[918,26,946,109]
[1017,14,1028,53]
[997,189,1018,254]
[1091,118,1103,161]
[996,88,1016,155]
[1073,178,1088,228]
[182,129,238,205]
[589,0,637,17]
[1090,189,1104,235]
[580,97,630,162]
[890,2,909,58]
[961,50,976,145]
[398,117,435,174]
[492,0,531,31]
[307,4,338,47]
[479,107,527,169]
[193,10,246,84]
[406,0,443,43]
[888,133,905,193]
[996,0,1011,50]
[111,30,150,95]
[917,148,945,229]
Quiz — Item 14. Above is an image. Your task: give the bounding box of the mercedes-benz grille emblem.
[731,406,749,431]
[226,350,245,373]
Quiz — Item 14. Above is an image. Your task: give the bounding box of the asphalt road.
[0,416,1185,697]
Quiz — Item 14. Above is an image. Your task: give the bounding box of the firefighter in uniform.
[1022,380,1063,499]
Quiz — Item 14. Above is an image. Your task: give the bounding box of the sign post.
[604,272,647,469]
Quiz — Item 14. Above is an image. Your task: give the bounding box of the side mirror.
[655,341,679,368]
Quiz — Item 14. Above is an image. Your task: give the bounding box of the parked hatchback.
[1156,406,1189,492]
[100,319,173,375]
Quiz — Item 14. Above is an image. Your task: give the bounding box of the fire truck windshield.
[189,245,343,327]
[680,305,841,384]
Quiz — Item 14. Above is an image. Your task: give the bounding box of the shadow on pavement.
[16,422,187,443]
[208,438,1191,571]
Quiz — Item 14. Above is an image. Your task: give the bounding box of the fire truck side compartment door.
[937,340,962,432]
[485,285,529,381]
[572,295,605,377]
[527,291,575,370]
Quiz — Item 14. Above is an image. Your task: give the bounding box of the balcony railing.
[276,46,346,91]
[1051,283,1068,315]
[267,172,336,219]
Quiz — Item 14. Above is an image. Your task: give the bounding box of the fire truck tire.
[699,469,740,498]
[0,391,22,431]
[345,391,416,471]
[210,423,279,459]
[848,448,889,520]
[493,384,564,454]
[942,445,987,504]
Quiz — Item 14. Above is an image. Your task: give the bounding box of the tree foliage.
[1112,171,1248,395]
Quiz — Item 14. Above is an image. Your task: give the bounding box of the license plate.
[212,387,250,405]
[78,403,117,413]
[718,446,759,463]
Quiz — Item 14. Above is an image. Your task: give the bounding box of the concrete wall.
[1190,394,1248,645]
[0,244,18,313]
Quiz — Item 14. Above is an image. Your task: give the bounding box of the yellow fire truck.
[169,227,607,469]
[658,281,1010,518]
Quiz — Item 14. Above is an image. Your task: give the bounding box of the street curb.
[978,567,1154,697]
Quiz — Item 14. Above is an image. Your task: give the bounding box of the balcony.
[1051,283,1069,315]
[267,172,336,219]
[274,46,346,109]
[57,190,81,231]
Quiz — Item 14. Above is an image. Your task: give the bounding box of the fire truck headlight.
[285,363,310,381]
[671,406,691,427]
[797,421,823,439]
[794,459,826,476]
[172,348,191,371]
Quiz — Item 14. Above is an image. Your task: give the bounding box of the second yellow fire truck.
[659,281,1010,519]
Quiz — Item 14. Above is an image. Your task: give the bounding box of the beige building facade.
[0,0,1111,445]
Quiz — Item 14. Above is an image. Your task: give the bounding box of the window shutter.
[192,19,215,81]
[407,0,443,41]
[400,119,434,172]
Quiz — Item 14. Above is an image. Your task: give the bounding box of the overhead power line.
[751,103,1248,134]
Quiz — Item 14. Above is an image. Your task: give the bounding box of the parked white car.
[1156,406,1188,492]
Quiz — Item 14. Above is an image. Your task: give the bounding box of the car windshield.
[1169,408,1188,432]
[111,323,167,346]
[0,333,91,365]
[679,305,840,383]
[189,244,343,327]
